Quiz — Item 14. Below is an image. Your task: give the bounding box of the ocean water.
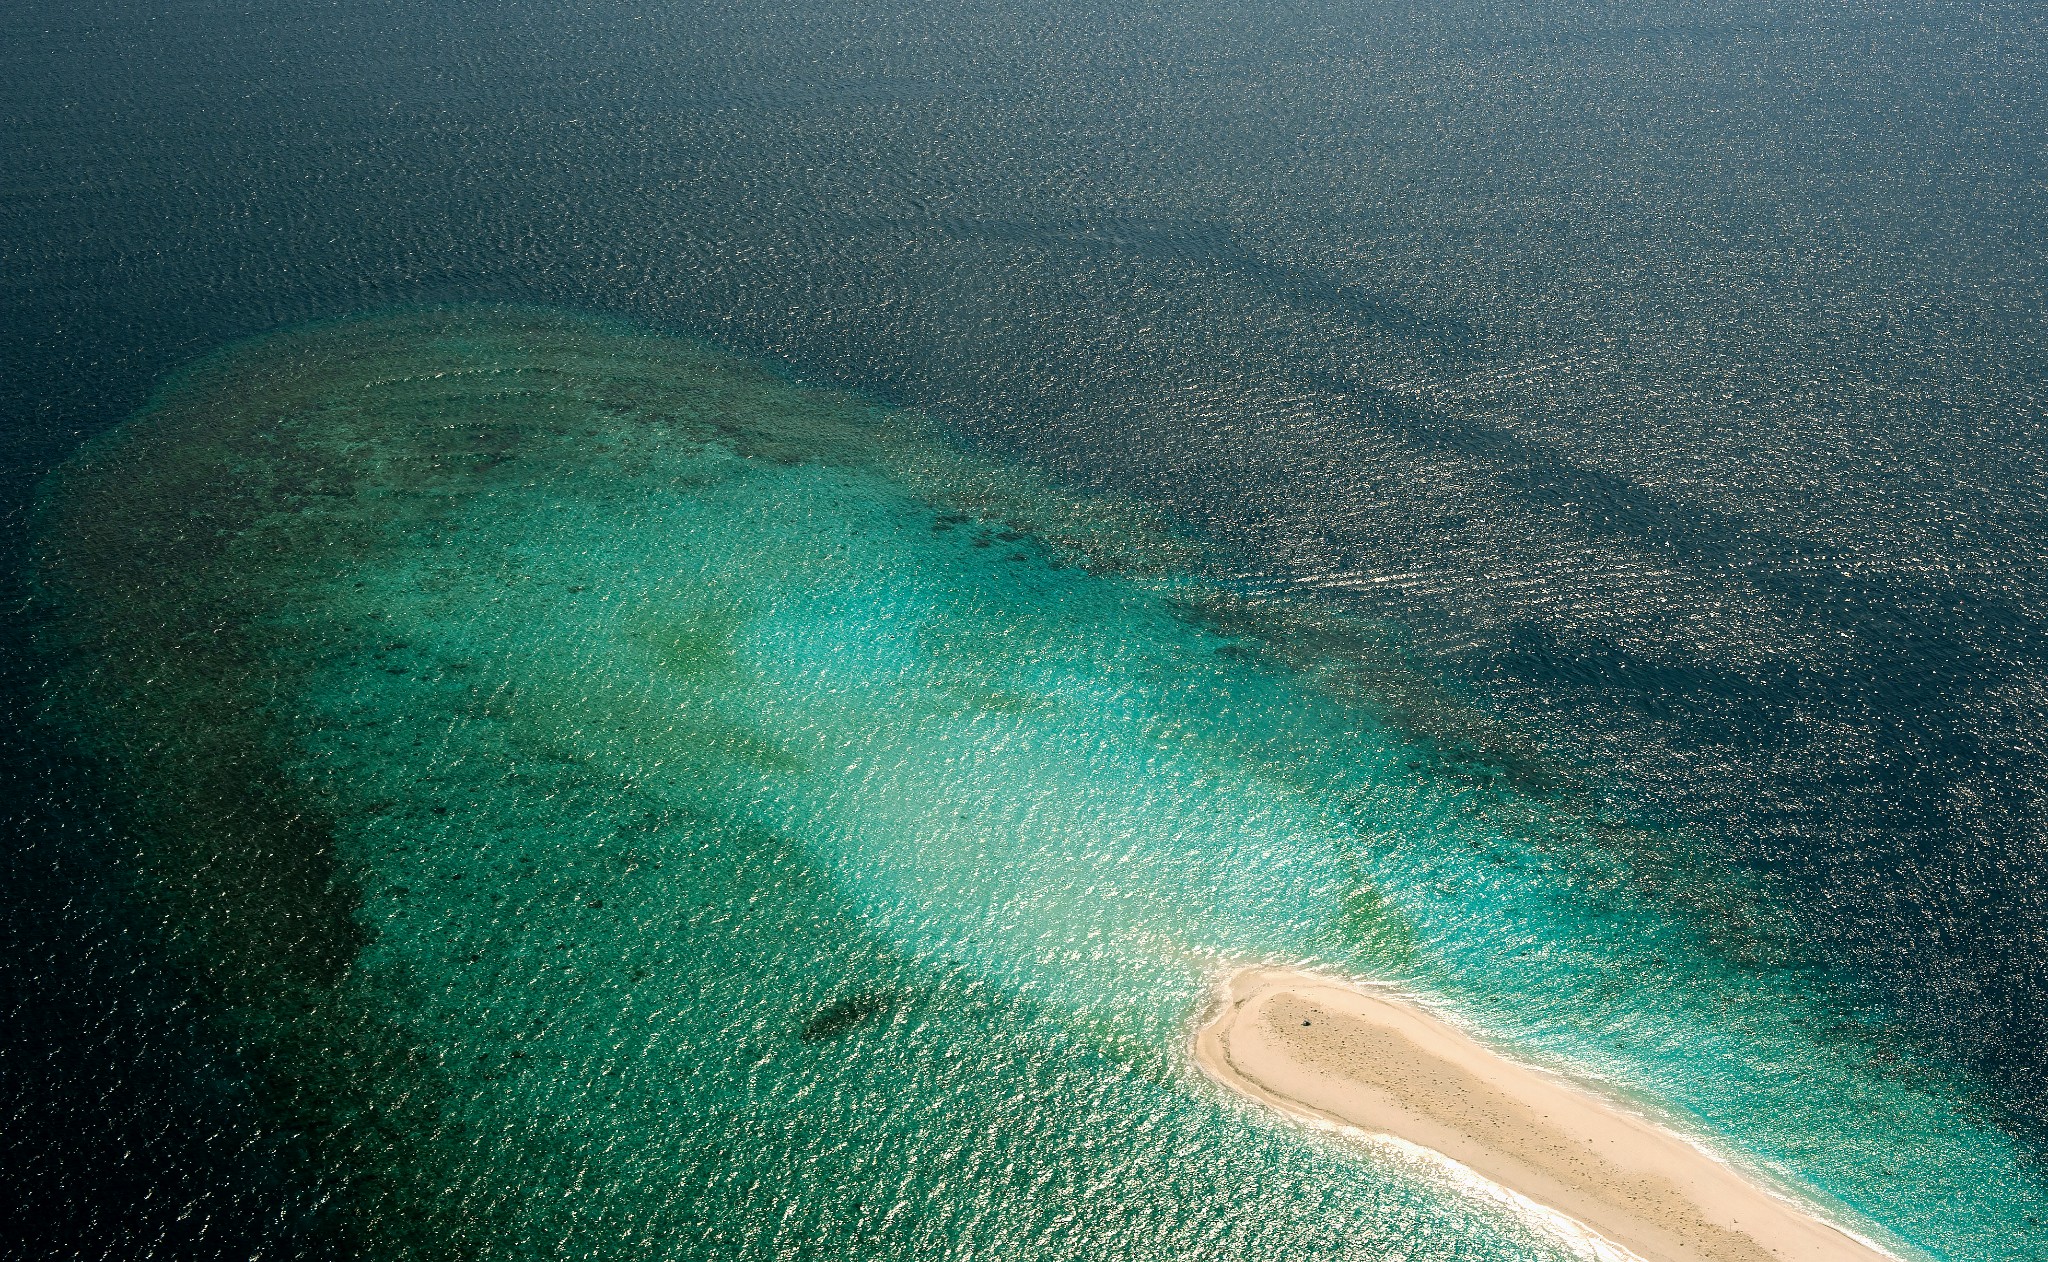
[4,1,2046,1260]
[27,309,2046,1259]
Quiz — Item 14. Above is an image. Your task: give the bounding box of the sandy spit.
[1192,967,1901,1262]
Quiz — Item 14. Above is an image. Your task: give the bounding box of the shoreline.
[1191,967,1900,1262]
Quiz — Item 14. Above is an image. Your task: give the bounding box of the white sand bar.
[1193,967,1900,1262]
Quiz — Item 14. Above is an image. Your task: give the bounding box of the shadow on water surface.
[1317,370,2048,1134]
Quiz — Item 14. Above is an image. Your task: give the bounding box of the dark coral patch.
[799,991,899,1041]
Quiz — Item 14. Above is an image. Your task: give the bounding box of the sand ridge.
[1192,967,1901,1262]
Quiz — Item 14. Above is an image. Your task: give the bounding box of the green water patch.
[33,307,2048,1259]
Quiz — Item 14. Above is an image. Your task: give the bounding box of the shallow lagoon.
[35,308,2046,1259]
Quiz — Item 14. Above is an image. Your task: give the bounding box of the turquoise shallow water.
[33,308,2048,1259]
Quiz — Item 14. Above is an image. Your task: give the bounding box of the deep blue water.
[3,1,2044,1258]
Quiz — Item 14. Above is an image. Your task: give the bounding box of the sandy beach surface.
[1193,967,1900,1262]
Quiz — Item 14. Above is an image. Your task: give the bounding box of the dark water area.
[3,0,2044,1256]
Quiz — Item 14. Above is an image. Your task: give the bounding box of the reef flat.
[31,308,2045,1259]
